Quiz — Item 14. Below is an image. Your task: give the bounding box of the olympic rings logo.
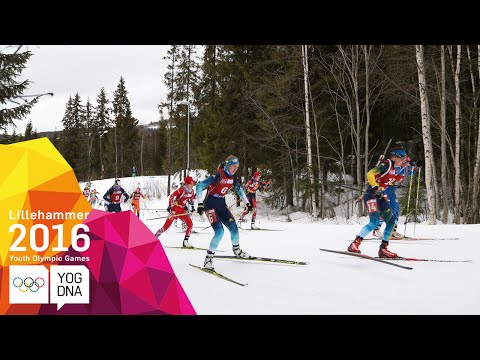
[12,277,45,292]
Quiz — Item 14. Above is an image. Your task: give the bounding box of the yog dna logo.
[9,265,89,310]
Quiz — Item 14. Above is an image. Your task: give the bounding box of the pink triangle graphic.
[84,209,104,222]
[131,241,158,263]
[119,286,161,315]
[84,213,108,240]
[146,242,174,273]
[80,239,105,281]
[120,250,146,282]
[126,212,158,248]
[106,211,131,246]
[103,215,129,248]
[121,267,157,308]
[174,278,196,314]
[158,278,182,314]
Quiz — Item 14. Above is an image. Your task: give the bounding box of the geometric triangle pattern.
[0,138,92,314]
[38,210,196,315]
[0,138,196,315]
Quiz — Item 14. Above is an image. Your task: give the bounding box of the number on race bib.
[206,209,217,224]
[366,199,378,213]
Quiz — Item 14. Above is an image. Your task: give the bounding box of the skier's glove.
[246,202,253,213]
[197,203,204,216]
[167,205,172,213]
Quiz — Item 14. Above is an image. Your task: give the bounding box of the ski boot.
[233,244,251,259]
[391,225,404,239]
[373,226,383,238]
[348,235,363,253]
[204,251,215,270]
[378,241,398,258]
[183,236,193,248]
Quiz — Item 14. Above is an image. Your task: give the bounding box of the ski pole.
[146,212,190,221]
[403,168,415,236]
[413,166,422,235]
[197,223,212,232]
[139,208,170,211]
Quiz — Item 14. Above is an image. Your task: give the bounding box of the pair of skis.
[190,255,309,286]
[319,248,472,271]
[239,227,285,232]
[363,236,459,241]
[164,245,225,252]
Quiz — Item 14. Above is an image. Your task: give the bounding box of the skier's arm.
[121,187,129,201]
[195,174,219,202]
[234,177,249,204]
[103,188,113,203]
[367,162,389,188]
[244,179,253,194]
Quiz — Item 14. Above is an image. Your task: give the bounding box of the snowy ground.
[82,175,480,315]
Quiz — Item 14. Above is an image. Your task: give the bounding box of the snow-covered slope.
[81,174,480,314]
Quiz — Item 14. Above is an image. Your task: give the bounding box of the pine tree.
[24,120,34,140]
[110,77,138,177]
[95,87,111,179]
[162,45,181,194]
[84,98,97,179]
[176,45,200,176]
[61,93,86,178]
[0,47,40,130]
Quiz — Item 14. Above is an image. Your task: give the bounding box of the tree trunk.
[308,62,324,218]
[473,45,480,223]
[415,45,437,224]
[302,45,317,218]
[140,132,144,176]
[363,45,371,183]
[440,45,449,223]
[453,45,462,224]
[466,46,476,220]
[167,52,175,196]
[352,47,363,218]
[114,125,118,178]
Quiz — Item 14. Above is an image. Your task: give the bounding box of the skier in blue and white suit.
[195,154,253,270]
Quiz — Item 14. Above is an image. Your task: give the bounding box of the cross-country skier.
[130,187,147,218]
[83,186,90,200]
[196,155,253,270]
[89,186,100,207]
[348,147,408,258]
[155,176,196,248]
[372,156,421,239]
[102,179,129,213]
[238,171,262,229]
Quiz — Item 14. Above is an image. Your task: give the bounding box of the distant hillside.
[0,130,61,143]
[0,124,158,142]
[37,130,62,139]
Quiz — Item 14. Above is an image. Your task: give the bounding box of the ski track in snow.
[82,175,480,315]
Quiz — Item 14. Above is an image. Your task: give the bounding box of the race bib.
[366,199,378,214]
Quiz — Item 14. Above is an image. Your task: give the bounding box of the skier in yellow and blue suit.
[348,147,408,258]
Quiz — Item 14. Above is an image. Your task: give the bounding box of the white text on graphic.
[9,224,90,252]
